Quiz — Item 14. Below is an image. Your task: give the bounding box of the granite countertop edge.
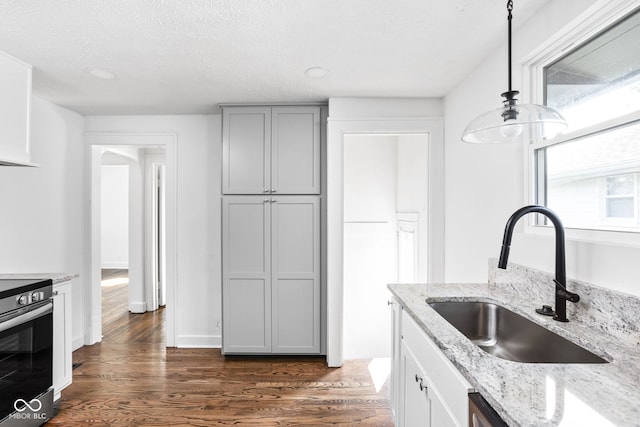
[388,282,640,427]
[0,272,79,285]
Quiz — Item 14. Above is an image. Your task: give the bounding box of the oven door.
[0,300,53,423]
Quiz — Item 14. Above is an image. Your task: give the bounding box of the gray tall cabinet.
[221,105,323,354]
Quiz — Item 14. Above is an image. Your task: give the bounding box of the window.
[534,6,640,234]
[604,174,636,220]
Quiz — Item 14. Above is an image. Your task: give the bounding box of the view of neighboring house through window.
[604,174,636,220]
[535,6,640,232]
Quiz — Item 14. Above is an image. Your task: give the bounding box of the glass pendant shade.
[461,0,568,144]
[462,103,568,144]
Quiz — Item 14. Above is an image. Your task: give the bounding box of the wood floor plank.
[47,273,393,426]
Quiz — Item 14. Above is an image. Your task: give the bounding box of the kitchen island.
[389,261,640,427]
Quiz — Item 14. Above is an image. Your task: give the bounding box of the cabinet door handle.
[264,189,270,193]
[271,189,277,193]
[414,374,427,391]
[270,199,277,204]
[264,198,270,203]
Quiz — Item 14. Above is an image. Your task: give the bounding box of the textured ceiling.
[0,0,549,115]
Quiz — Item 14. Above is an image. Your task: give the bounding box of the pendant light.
[461,0,567,144]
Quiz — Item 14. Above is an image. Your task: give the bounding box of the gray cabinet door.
[222,107,271,194]
[222,196,321,354]
[222,196,272,353]
[271,196,320,353]
[271,107,321,194]
[222,106,320,195]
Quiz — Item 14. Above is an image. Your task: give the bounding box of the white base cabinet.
[392,307,472,427]
[52,281,72,400]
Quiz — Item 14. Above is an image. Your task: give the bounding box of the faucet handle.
[554,279,580,303]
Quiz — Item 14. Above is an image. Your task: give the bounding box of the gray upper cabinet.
[222,106,320,195]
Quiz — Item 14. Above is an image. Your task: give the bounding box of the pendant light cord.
[507,0,513,93]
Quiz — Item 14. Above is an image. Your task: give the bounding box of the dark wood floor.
[46,270,393,426]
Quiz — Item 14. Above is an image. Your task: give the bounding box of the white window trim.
[522,0,640,247]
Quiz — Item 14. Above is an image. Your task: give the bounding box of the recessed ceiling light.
[305,67,328,78]
[86,68,116,80]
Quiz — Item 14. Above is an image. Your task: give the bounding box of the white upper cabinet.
[0,51,35,166]
[222,106,321,195]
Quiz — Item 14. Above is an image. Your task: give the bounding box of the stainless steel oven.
[0,279,54,427]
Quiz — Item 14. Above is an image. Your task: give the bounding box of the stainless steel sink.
[428,301,608,364]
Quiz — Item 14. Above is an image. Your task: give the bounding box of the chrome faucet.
[497,205,580,322]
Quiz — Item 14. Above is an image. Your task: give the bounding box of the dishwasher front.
[468,392,509,427]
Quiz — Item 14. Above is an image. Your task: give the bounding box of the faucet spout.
[497,205,579,322]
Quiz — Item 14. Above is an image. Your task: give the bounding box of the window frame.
[523,0,640,246]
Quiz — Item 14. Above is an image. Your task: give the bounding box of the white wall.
[100,164,129,269]
[0,95,85,348]
[443,0,640,297]
[84,115,222,346]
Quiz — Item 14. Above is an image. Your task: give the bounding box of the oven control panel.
[0,279,54,315]
[18,291,46,305]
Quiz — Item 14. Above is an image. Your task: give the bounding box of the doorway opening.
[97,148,166,341]
[86,132,176,347]
[342,134,429,360]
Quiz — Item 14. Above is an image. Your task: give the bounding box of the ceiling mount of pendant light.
[461,0,568,144]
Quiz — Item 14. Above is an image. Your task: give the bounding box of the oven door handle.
[0,301,53,334]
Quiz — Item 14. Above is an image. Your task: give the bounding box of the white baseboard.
[101,262,129,269]
[129,302,146,313]
[74,333,222,350]
[72,335,85,351]
[175,334,222,348]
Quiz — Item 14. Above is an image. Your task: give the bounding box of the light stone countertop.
[388,261,640,427]
[0,272,79,285]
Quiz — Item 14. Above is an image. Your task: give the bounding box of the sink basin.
[428,301,608,364]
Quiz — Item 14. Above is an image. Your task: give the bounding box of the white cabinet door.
[396,310,473,427]
[222,107,271,194]
[400,341,431,427]
[222,197,272,353]
[52,281,72,400]
[0,51,33,166]
[271,196,320,353]
[271,107,320,194]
